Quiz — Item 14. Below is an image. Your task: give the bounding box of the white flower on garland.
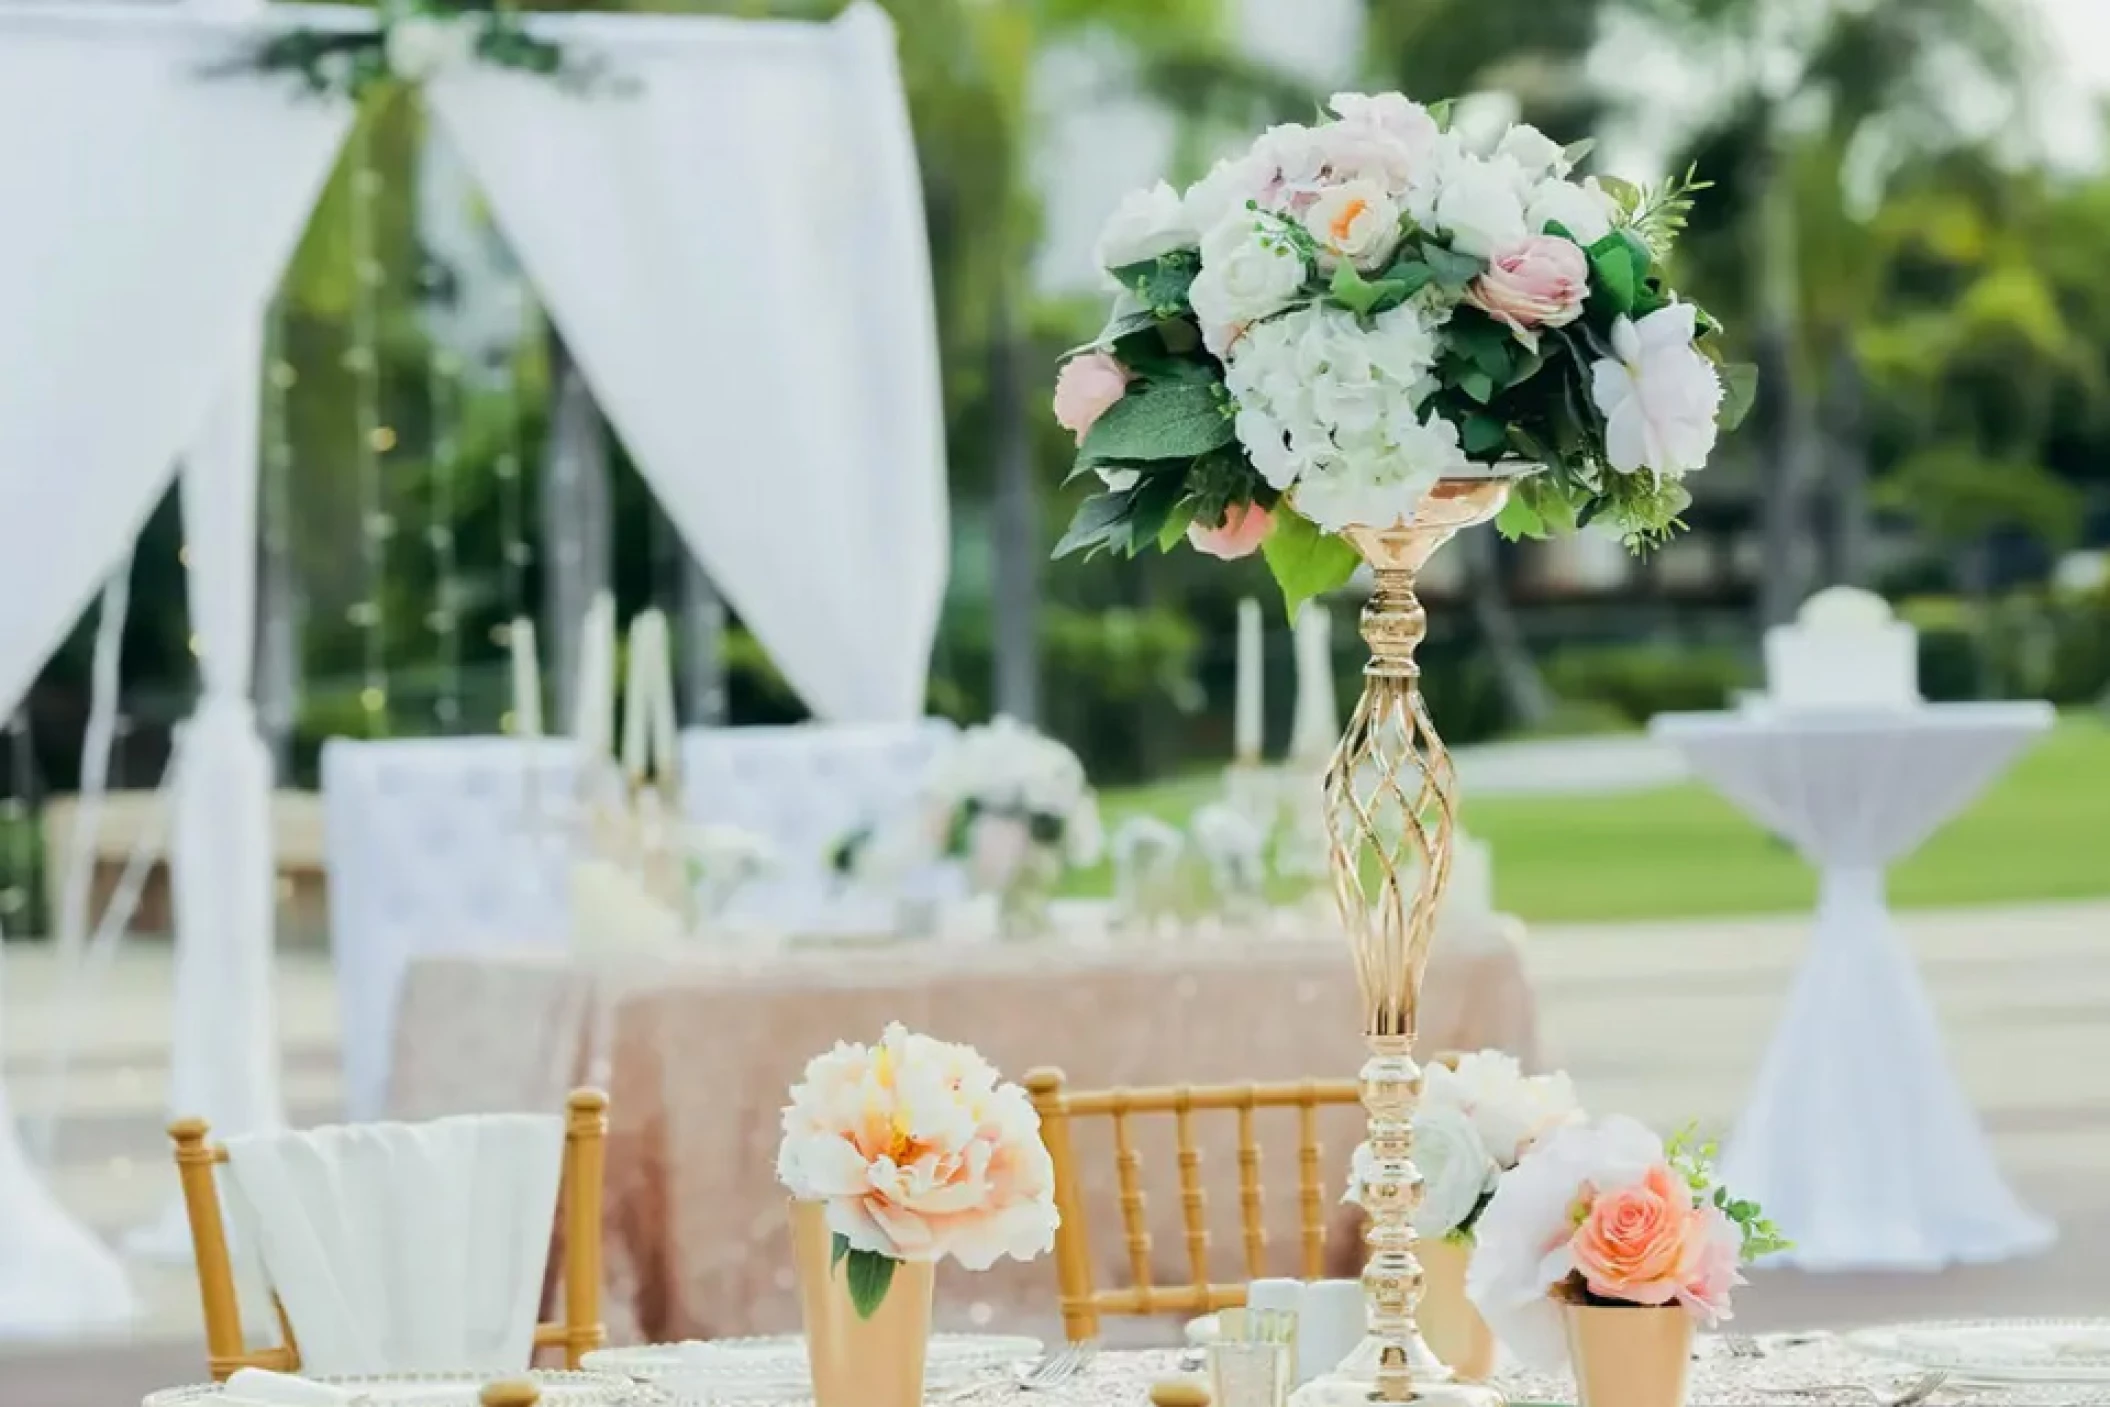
[1303,179,1404,273]
[1095,181,1196,273]
[1432,154,1531,259]
[1494,124,1571,183]
[1590,304,1723,476]
[385,12,477,82]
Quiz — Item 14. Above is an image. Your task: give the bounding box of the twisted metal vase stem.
[1320,480,1510,1404]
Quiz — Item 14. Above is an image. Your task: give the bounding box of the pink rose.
[1052,352,1131,445]
[1675,1203,1745,1325]
[1466,235,1588,344]
[1187,502,1273,560]
[1568,1162,1699,1306]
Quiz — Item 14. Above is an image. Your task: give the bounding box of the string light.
[261,296,303,765]
[428,335,463,730]
[347,125,390,735]
[495,276,534,634]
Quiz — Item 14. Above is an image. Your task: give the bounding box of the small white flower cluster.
[1344,1050,1583,1239]
[383,12,478,82]
[924,717,1105,867]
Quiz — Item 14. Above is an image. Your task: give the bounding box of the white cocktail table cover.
[1650,701,2057,1271]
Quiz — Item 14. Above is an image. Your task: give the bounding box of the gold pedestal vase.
[789,1200,935,1407]
[1322,478,1513,1407]
[1561,1300,1694,1407]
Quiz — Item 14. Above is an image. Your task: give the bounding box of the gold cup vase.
[1321,477,1514,1407]
[789,1199,935,1407]
[1561,1300,1694,1407]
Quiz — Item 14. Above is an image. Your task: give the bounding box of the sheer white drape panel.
[431,1,947,722]
[171,331,285,1147]
[0,8,352,716]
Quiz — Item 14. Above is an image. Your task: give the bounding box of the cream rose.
[1527,176,1618,245]
[1189,214,1308,353]
[1303,179,1403,272]
[1495,124,1570,182]
[1465,235,1589,346]
[1433,155,1530,259]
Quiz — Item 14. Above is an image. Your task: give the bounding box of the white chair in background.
[321,738,578,1122]
[679,720,957,936]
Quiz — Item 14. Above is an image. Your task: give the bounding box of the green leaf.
[830,1232,851,1270]
[1125,471,1189,557]
[1425,98,1455,132]
[1330,261,1380,315]
[1458,368,1495,404]
[1586,233,1644,318]
[842,1247,898,1320]
[1421,242,1484,292]
[1158,496,1199,552]
[1374,259,1435,300]
[1506,348,1548,388]
[1596,174,1643,215]
[1111,250,1200,314]
[1561,138,1596,169]
[1717,362,1759,431]
[1079,381,1231,464]
[1261,512,1362,621]
[1052,493,1131,559]
[1462,414,1509,456]
[1495,491,1543,542]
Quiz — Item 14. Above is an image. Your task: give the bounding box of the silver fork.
[1766,1370,1951,1407]
[1017,1342,1099,1390]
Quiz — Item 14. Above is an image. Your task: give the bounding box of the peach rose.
[1052,352,1131,445]
[1568,1162,1699,1305]
[1187,502,1273,560]
[1466,235,1588,344]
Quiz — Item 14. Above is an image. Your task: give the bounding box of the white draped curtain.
[431,2,947,722]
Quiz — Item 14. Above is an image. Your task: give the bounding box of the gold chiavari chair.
[168,1088,610,1380]
[1025,1068,1361,1343]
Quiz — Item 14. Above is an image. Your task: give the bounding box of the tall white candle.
[509,617,544,738]
[646,611,680,786]
[620,612,652,783]
[1288,603,1338,762]
[571,591,616,767]
[1234,597,1264,763]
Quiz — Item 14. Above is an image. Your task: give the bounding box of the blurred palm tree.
[1615,0,2034,622]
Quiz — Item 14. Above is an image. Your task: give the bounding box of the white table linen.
[222,1113,564,1376]
[1651,701,2057,1271]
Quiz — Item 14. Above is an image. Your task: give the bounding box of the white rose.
[1188,214,1309,349]
[1433,155,1530,259]
[1303,179,1404,272]
[1184,152,1275,231]
[1591,304,1723,475]
[1494,124,1570,182]
[1527,176,1618,246]
[1425,1052,1584,1168]
[1401,131,1466,230]
[1095,180,1196,272]
[384,14,473,81]
[1342,1108,1498,1238]
[1253,122,1329,188]
[1329,92,1442,158]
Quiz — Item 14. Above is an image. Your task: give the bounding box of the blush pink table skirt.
[387,927,1540,1344]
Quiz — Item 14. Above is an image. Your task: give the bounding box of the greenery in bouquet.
[1050,93,1757,616]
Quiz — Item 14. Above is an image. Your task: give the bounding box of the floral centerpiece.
[776,1024,1060,1407]
[217,0,611,99]
[1467,1115,1786,1407]
[839,718,1103,931]
[1343,1052,1582,1379]
[1051,92,1755,615]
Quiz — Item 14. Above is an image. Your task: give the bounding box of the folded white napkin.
[221,1369,370,1407]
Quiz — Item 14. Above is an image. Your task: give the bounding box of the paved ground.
[1,898,2105,1406]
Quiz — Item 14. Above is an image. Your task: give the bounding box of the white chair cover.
[321,738,578,1121]
[222,1113,563,1376]
[679,720,955,934]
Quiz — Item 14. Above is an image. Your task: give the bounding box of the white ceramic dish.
[1844,1318,2110,1384]
[145,1371,642,1407]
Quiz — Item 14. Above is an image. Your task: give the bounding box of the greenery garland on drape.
[215,0,613,98]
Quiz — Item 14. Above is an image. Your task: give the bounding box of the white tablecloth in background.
[1651,701,2057,1271]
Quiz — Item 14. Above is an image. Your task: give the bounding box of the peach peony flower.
[1676,1202,1745,1325]
[1052,352,1131,445]
[1568,1162,1700,1306]
[1466,235,1588,348]
[1187,502,1273,560]
[777,1024,1060,1271]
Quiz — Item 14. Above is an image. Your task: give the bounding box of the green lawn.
[1087,716,2110,925]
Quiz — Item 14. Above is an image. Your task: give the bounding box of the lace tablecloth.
[938,1342,2110,1406]
[386,923,1539,1344]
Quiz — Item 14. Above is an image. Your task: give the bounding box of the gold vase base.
[1319,1335,1504,1406]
